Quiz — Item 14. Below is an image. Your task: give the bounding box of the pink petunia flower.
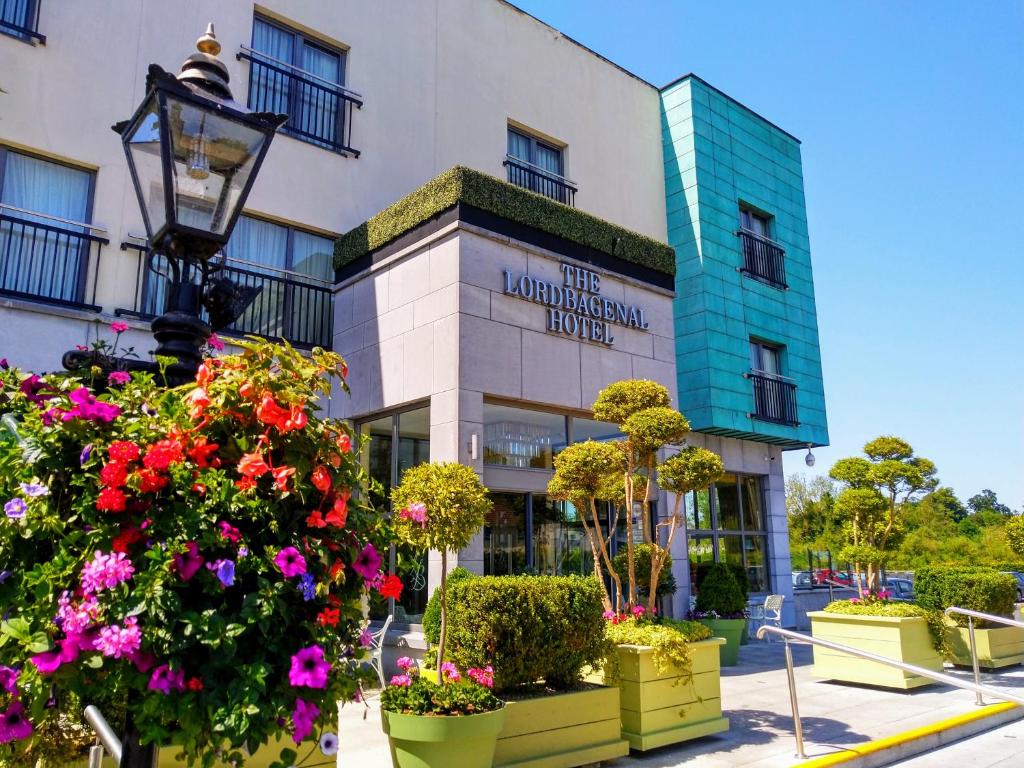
[289,645,330,689]
[206,333,225,352]
[149,664,186,694]
[291,698,319,744]
[351,543,382,581]
[172,542,205,581]
[275,547,307,578]
[0,701,33,743]
[80,551,134,594]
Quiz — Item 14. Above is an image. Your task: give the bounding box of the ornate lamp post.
[64,24,285,386]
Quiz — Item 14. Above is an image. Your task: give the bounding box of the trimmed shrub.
[423,566,475,645]
[695,563,747,616]
[914,566,1017,627]
[444,575,607,692]
[334,166,676,277]
[612,543,676,601]
[695,561,749,602]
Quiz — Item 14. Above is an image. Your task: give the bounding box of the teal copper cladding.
[660,75,828,448]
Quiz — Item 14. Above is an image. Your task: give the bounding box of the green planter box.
[697,618,745,666]
[493,685,629,768]
[603,639,729,751]
[382,707,507,768]
[947,624,1024,669]
[808,611,944,690]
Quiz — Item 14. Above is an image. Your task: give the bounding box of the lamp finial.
[196,23,220,56]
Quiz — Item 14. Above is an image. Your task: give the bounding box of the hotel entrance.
[484,492,597,577]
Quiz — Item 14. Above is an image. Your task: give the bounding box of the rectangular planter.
[493,685,629,768]
[808,611,944,690]
[605,638,729,751]
[947,624,1024,669]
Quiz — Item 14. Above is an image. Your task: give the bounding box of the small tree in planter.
[690,563,747,666]
[390,462,491,683]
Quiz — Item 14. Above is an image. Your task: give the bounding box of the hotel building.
[0,1,827,645]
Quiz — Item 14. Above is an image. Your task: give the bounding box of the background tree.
[968,489,1012,516]
[786,474,843,563]
[1006,515,1024,558]
[829,436,937,592]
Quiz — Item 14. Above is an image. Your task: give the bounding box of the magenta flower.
[0,666,18,695]
[217,520,242,543]
[358,628,372,648]
[56,591,101,635]
[440,662,461,682]
[19,375,54,405]
[275,546,307,578]
[395,656,415,672]
[389,674,412,687]
[172,542,205,581]
[108,371,131,386]
[80,551,134,594]
[95,617,142,659]
[291,698,319,744]
[30,635,86,676]
[110,321,129,334]
[289,645,330,689]
[206,333,226,352]
[631,605,646,617]
[149,664,186,694]
[0,701,33,743]
[468,665,494,689]
[399,502,428,527]
[62,388,121,423]
[351,543,381,581]
[129,650,156,673]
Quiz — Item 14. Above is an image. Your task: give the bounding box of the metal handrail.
[83,705,122,764]
[0,203,108,234]
[503,154,577,186]
[238,43,363,99]
[945,606,1024,706]
[756,625,1024,760]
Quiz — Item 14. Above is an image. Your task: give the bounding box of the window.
[748,339,798,426]
[685,474,769,593]
[358,406,431,624]
[738,205,787,288]
[245,16,360,155]
[1,0,44,43]
[504,127,576,205]
[483,403,567,470]
[0,148,99,307]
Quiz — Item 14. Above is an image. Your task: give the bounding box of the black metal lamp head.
[113,24,287,261]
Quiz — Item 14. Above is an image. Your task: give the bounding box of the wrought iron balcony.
[0,209,104,310]
[116,243,333,350]
[738,229,787,289]
[238,48,362,157]
[503,156,577,206]
[747,371,799,426]
[0,0,45,44]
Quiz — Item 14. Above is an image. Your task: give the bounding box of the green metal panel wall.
[661,76,828,448]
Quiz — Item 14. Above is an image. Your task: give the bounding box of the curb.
[792,701,1023,768]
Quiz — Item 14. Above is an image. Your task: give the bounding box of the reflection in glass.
[745,536,767,593]
[571,417,622,443]
[742,476,763,532]
[688,536,715,589]
[686,489,712,529]
[720,535,743,571]
[533,496,592,576]
[485,493,527,575]
[714,475,740,531]
[483,403,566,469]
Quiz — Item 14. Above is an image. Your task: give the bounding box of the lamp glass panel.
[165,95,268,236]
[125,95,167,237]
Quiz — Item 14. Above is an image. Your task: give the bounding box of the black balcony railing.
[116,244,333,350]
[0,212,104,310]
[748,371,799,426]
[0,0,45,44]
[503,156,577,206]
[738,230,787,289]
[238,50,361,157]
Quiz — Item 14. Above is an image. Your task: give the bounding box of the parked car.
[792,571,813,589]
[814,569,852,586]
[882,577,915,602]
[1001,572,1024,602]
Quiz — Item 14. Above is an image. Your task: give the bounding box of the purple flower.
[63,388,120,423]
[0,359,7,370]
[0,701,33,742]
[79,444,93,466]
[237,546,249,559]
[358,628,372,648]
[4,499,25,519]
[319,731,339,756]
[172,542,205,582]
[149,664,186,695]
[19,482,48,498]
[275,547,307,578]
[0,666,17,695]
[351,543,382,581]
[206,559,235,587]
[19,375,53,405]
[107,371,131,386]
[288,645,330,688]
[291,698,319,744]
[0,571,11,585]
[298,572,316,601]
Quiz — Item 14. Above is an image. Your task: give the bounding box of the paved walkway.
[337,641,1024,767]
[890,718,1024,767]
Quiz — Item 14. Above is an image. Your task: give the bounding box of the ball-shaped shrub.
[695,563,747,617]
[613,544,676,601]
[423,567,475,646]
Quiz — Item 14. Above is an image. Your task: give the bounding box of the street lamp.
[64,24,286,385]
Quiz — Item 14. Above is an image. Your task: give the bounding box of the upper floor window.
[738,205,786,289]
[748,339,798,426]
[240,16,362,156]
[504,127,576,206]
[1,0,45,44]
[0,148,104,309]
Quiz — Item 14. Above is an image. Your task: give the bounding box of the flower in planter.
[0,702,32,743]
[319,731,339,756]
[289,645,331,689]
[291,699,320,744]
[275,546,308,578]
[351,543,381,580]
[148,665,186,694]
[440,662,461,682]
[3,499,25,519]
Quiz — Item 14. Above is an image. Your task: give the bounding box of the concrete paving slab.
[890,718,1024,767]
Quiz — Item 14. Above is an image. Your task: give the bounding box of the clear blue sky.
[513,0,1024,510]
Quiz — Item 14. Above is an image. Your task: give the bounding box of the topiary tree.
[612,543,676,604]
[1006,516,1024,558]
[391,463,492,683]
[829,436,937,594]
[694,563,746,617]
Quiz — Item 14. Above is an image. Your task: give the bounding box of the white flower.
[319,731,339,756]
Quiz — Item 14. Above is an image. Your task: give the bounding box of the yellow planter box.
[808,612,943,690]
[493,685,629,768]
[947,624,1024,669]
[599,639,729,751]
[157,735,300,767]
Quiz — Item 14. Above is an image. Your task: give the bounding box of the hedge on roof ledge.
[333,166,676,276]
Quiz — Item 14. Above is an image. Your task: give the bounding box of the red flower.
[138,469,168,494]
[272,465,296,492]
[337,433,351,454]
[306,510,327,529]
[99,462,128,488]
[279,404,307,432]
[237,452,271,478]
[112,525,143,553]
[218,521,242,543]
[186,677,204,692]
[188,438,219,468]
[143,439,184,471]
[329,561,345,580]
[325,495,348,528]
[191,483,207,496]
[377,574,403,601]
[317,608,340,627]
[256,394,289,428]
[311,466,332,493]
[108,441,140,464]
[238,381,256,399]
[235,477,257,492]
[96,487,127,513]
[195,361,214,388]
[185,388,211,420]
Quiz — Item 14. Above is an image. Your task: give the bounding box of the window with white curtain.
[1,0,40,40]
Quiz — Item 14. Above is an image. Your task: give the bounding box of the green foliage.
[443,575,607,692]
[613,544,676,601]
[621,407,689,457]
[423,567,475,646]
[591,379,671,426]
[657,447,724,496]
[379,668,502,716]
[333,166,676,276]
[694,563,747,617]
[1007,517,1024,557]
[603,617,712,684]
[547,440,624,504]
[786,474,843,556]
[823,599,948,655]
[694,562,748,602]
[968,489,1012,516]
[391,462,491,554]
[914,567,1017,625]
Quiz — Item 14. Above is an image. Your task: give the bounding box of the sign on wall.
[502,263,649,346]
